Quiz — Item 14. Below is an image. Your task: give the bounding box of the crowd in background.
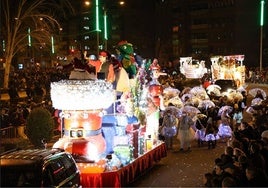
[1,65,267,128]
[202,125,268,187]
[1,62,268,187]
[1,68,68,129]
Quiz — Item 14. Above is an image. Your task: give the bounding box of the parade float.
[51,80,116,163]
[50,58,167,186]
[210,55,245,87]
[179,57,207,79]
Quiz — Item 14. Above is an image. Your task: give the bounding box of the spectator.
[247,141,267,176]
[203,172,213,187]
[222,176,238,187]
[245,165,268,187]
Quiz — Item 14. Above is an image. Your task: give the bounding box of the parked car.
[0,148,80,187]
[214,79,237,92]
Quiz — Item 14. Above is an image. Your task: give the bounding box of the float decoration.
[51,79,116,164]
[116,41,137,78]
[210,55,245,87]
[51,80,115,110]
[180,57,207,79]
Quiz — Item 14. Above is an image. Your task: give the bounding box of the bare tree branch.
[1,0,74,89]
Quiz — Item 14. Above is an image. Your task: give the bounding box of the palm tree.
[1,0,74,89]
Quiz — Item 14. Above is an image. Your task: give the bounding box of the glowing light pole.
[28,28,32,47]
[104,10,108,51]
[51,36,55,54]
[96,0,100,55]
[259,0,265,71]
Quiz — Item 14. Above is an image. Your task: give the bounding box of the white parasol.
[227,90,244,101]
[198,99,216,109]
[190,86,207,96]
[206,84,221,91]
[181,105,201,115]
[206,84,221,96]
[164,106,181,117]
[207,88,221,96]
[190,97,202,107]
[163,87,180,96]
[248,88,267,99]
[181,93,192,102]
[218,105,233,116]
[167,96,184,108]
[181,87,192,95]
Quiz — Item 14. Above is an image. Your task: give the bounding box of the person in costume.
[178,110,195,152]
[160,108,178,150]
[88,50,115,83]
[110,55,129,92]
[116,40,137,79]
[145,97,160,145]
[66,50,95,80]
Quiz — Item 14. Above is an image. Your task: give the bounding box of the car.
[0,148,81,187]
[214,79,237,92]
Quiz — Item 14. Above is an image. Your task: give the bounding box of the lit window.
[83,26,90,30]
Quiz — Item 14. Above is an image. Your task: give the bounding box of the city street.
[129,140,226,187]
[1,83,267,187]
[129,83,268,187]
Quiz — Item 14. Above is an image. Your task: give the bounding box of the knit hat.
[99,50,111,59]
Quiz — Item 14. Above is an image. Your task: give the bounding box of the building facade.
[170,0,267,68]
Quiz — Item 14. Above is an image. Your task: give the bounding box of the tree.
[0,0,74,89]
[25,107,54,148]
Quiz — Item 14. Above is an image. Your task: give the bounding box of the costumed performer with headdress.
[116,40,137,79]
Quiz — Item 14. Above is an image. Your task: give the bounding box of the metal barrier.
[1,126,18,139]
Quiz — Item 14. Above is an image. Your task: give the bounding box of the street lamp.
[28,28,32,47]
[51,36,55,54]
[95,0,100,55]
[259,0,265,71]
[104,9,108,50]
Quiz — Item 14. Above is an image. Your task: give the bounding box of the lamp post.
[104,9,108,51]
[95,0,100,55]
[259,0,265,71]
[28,28,32,47]
[51,36,55,54]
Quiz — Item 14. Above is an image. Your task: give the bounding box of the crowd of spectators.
[246,67,268,84]
[203,127,268,187]
[1,67,69,129]
[1,63,268,187]
[1,65,267,128]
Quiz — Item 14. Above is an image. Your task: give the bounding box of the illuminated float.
[50,57,166,174]
[180,57,207,79]
[210,55,245,87]
[51,80,116,162]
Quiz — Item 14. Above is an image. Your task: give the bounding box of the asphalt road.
[128,139,226,187]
